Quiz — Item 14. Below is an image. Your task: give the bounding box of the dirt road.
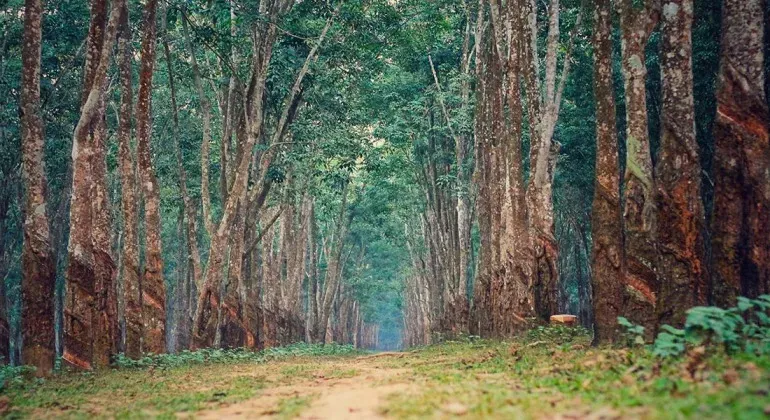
[193,353,413,419]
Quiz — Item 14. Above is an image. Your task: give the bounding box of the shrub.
[618,295,770,358]
[617,316,645,347]
[114,342,360,369]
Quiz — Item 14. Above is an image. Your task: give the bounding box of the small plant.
[0,364,36,391]
[648,295,770,358]
[617,316,645,347]
[651,325,686,357]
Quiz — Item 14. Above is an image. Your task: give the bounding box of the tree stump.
[550,314,578,327]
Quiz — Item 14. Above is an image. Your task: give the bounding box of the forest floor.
[2,329,770,419]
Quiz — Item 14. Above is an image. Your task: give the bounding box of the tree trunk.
[589,0,623,343]
[64,0,121,370]
[193,8,331,347]
[710,0,770,305]
[655,0,707,327]
[136,0,166,354]
[219,195,247,348]
[90,0,119,366]
[162,9,200,350]
[20,0,56,375]
[181,12,215,237]
[117,0,142,359]
[315,185,349,343]
[617,0,660,337]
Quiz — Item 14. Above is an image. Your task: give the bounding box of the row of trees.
[2,0,767,374]
[5,0,382,375]
[402,0,768,344]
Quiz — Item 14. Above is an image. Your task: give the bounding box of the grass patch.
[321,367,358,379]
[383,331,770,419]
[1,343,362,419]
[276,395,314,419]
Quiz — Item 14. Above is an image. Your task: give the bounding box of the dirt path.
[193,353,413,419]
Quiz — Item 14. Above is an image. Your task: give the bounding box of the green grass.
[2,334,769,418]
[276,395,314,419]
[383,332,770,419]
[0,343,363,419]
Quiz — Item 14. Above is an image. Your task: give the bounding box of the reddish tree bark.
[710,0,770,305]
[64,0,121,370]
[655,0,707,327]
[90,8,118,367]
[117,1,141,358]
[136,0,166,354]
[617,0,660,337]
[20,0,56,375]
[589,0,623,343]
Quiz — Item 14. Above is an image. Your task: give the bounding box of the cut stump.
[550,314,578,327]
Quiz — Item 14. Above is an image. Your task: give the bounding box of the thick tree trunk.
[90,4,118,366]
[655,0,707,327]
[117,1,141,358]
[20,0,56,375]
[589,0,624,343]
[710,0,770,305]
[64,0,121,370]
[470,31,493,337]
[523,0,561,322]
[617,0,659,337]
[136,0,166,354]
[497,0,539,336]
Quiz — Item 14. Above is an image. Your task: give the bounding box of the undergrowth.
[0,342,360,392]
[113,342,360,369]
[620,294,770,358]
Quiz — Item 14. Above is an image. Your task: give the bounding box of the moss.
[625,135,653,192]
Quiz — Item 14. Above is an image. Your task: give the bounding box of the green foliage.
[617,296,770,358]
[651,325,687,358]
[387,339,770,419]
[114,342,361,369]
[617,316,646,347]
[0,364,36,391]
